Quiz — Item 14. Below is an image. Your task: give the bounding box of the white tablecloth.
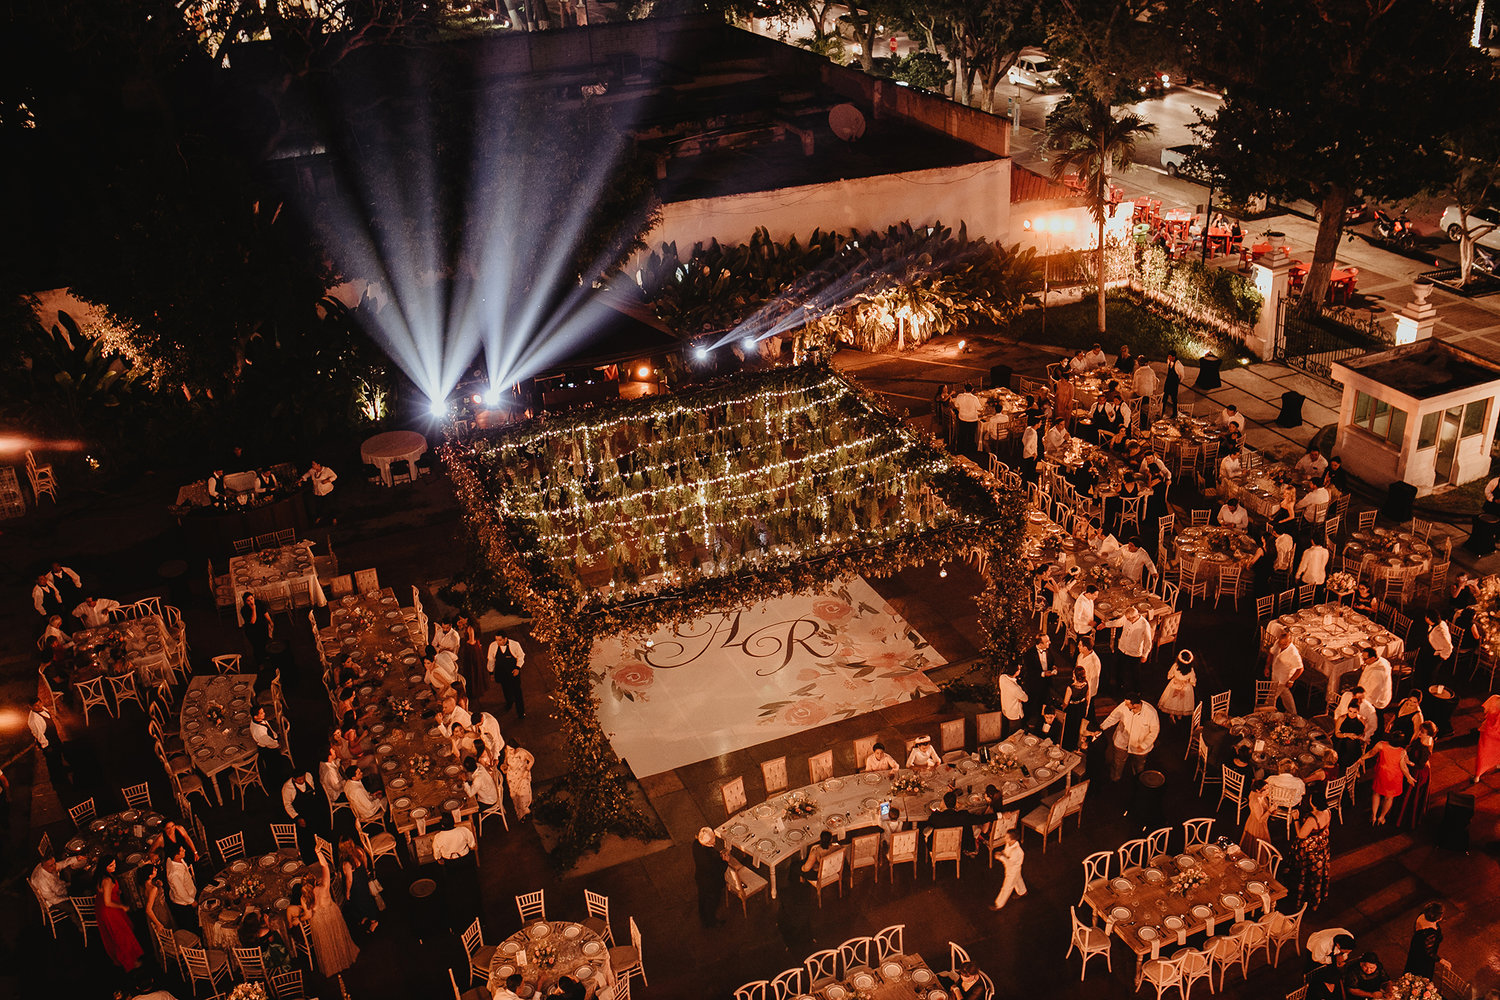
[361,431,428,487]
[1264,604,1404,698]
[230,540,327,624]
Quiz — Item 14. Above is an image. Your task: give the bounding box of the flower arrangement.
[374,651,393,669]
[783,793,817,819]
[889,775,925,796]
[1270,724,1296,744]
[1384,974,1442,1000]
[532,943,557,968]
[1170,870,1207,896]
[229,984,269,1000]
[387,696,414,719]
[1327,572,1357,596]
[205,703,225,727]
[236,875,265,902]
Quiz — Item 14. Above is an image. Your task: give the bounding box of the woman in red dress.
[1362,733,1413,826]
[95,856,144,972]
[1477,695,1500,784]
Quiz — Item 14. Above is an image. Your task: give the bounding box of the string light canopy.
[443,362,1031,869]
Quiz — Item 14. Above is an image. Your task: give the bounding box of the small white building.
[1330,340,1500,495]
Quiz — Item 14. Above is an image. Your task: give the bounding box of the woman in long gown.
[1240,779,1273,852]
[1060,667,1090,751]
[1157,651,1197,722]
[1389,691,1424,746]
[455,616,485,698]
[241,591,272,663]
[305,853,359,977]
[504,744,536,821]
[339,838,379,935]
[1396,723,1437,828]
[1363,733,1413,826]
[1404,901,1445,978]
[95,856,145,972]
[1291,788,1333,911]
[1476,695,1500,785]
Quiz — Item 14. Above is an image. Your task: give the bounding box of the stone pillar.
[1394,282,1439,344]
[1249,247,1295,359]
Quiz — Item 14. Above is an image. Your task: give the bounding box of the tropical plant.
[1043,94,1156,336]
[886,51,954,92]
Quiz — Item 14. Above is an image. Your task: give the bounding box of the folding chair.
[515,890,547,923]
[608,915,646,988]
[270,823,299,851]
[212,654,242,675]
[461,917,498,986]
[216,831,246,863]
[181,945,234,998]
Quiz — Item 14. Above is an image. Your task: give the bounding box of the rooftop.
[1337,340,1500,398]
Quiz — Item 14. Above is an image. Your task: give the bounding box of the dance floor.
[591,576,945,776]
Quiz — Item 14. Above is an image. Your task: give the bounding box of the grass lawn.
[1008,294,1256,365]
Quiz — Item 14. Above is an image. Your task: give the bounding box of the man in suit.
[1020,632,1059,726]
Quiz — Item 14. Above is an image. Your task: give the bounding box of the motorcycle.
[1372,208,1415,248]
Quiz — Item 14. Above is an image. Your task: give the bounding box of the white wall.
[638,159,1012,263]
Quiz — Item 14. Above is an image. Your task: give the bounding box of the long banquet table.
[326,590,478,842]
[1263,603,1403,699]
[716,733,1080,898]
[1083,840,1287,978]
[180,673,259,805]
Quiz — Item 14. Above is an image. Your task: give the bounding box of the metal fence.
[1274,296,1392,381]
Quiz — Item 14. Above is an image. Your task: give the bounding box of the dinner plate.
[275,897,290,910]
[408,674,423,684]
[224,744,245,756]
[196,748,214,758]
[444,764,462,776]
[184,720,201,731]
[1222,894,1245,908]
[146,814,164,827]
[501,942,520,955]
[861,772,882,785]
[231,860,250,873]
[1201,845,1223,860]
[1048,747,1064,759]
[582,940,604,957]
[403,655,418,666]
[881,962,904,980]
[911,968,934,986]
[282,861,301,873]
[1192,904,1214,920]
[1110,906,1132,921]
[189,734,206,745]
[826,815,844,829]
[821,778,844,792]
[1143,869,1165,884]
[928,991,948,1000]
[998,742,1015,753]
[377,744,393,755]
[66,837,86,852]
[389,777,409,789]
[343,638,356,647]
[260,853,279,867]
[786,829,805,843]
[381,760,397,771]
[573,964,594,981]
[851,973,876,990]
[957,758,979,772]
[756,839,775,853]
[385,611,400,619]
[381,596,396,604]
[494,967,515,979]
[1236,858,1257,872]
[825,987,848,1000]
[751,804,776,819]
[562,924,582,939]
[389,624,406,633]
[1247,881,1267,895]
[1175,855,1197,869]
[1036,767,1052,779]
[443,799,462,812]
[410,807,427,819]
[1112,877,1134,892]
[1139,926,1159,941]
[394,797,412,809]
[1164,916,1184,931]
[1299,753,1316,764]
[528,923,551,938]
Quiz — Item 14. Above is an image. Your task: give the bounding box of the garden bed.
[1008,294,1256,364]
[1420,268,1500,299]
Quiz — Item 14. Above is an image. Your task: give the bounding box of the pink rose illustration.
[812,599,854,624]
[869,651,907,670]
[781,699,829,727]
[797,667,822,682]
[611,661,655,693]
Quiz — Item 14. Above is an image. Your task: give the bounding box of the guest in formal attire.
[453,616,486,697]
[1162,353,1184,415]
[463,756,501,810]
[432,815,476,863]
[1351,583,1379,617]
[1356,648,1393,714]
[28,698,72,787]
[487,630,527,719]
[163,841,198,930]
[1115,538,1157,587]
[906,735,941,769]
[1216,404,1246,433]
[493,975,525,1000]
[1297,539,1330,590]
[1345,953,1390,999]
[1158,651,1197,722]
[47,562,82,610]
[300,460,338,525]
[251,706,285,784]
[154,820,199,865]
[1396,723,1437,828]
[951,384,982,456]
[800,830,840,881]
[1404,902,1445,979]
[1292,787,1333,911]
[343,765,387,823]
[863,743,900,772]
[73,595,122,628]
[339,838,380,934]
[1240,778,1272,852]
[988,830,1028,910]
[1418,612,1453,693]
[1217,498,1250,529]
[304,853,359,976]
[1267,633,1303,714]
[1296,448,1330,478]
[1476,695,1500,784]
[1100,695,1159,781]
[320,744,345,805]
[30,855,86,925]
[1309,941,1355,1000]
[94,856,145,972]
[997,667,1028,737]
[1101,606,1154,695]
[941,961,986,1000]
[693,827,728,928]
[1061,667,1091,751]
[1362,733,1413,826]
[503,744,535,820]
[241,592,272,664]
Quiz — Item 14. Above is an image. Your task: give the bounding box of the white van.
[1008,52,1060,91]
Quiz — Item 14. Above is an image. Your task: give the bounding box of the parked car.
[1008,51,1060,91]
[1440,205,1500,250]
[1136,71,1174,98]
[1160,144,1211,181]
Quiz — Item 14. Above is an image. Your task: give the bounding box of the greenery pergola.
[444,362,1029,868]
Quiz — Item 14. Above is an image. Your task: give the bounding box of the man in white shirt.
[1072,584,1099,636]
[438,693,473,738]
[1217,498,1251,530]
[425,648,459,692]
[951,384,982,456]
[997,668,1028,736]
[1356,648,1393,710]
[463,756,500,807]
[1085,345,1108,370]
[1043,418,1071,455]
[1219,449,1243,482]
[474,710,507,762]
[1265,758,1307,807]
[1307,929,1357,966]
[492,973,525,1000]
[250,706,284,783]
[343,765,387,822]
[1131,358,1157,399]
[1420,611,1454,690]
[1274,528,1296,573]
[1100,695,1160,781]
[72,596,121,628]
[432,815,477,861]
[32,574,62,617]
[1114,538,1157,587]
[1075,636,1102,702]
[1101,606,1155,695]
[1295,448,1329,478]
[1217,404,1246,433]
[319,745,345,804]
[1297,540,1330,586]
[863,743,901,772]
[487,631,527,719]
[432,620,461,658]
[163,841,198,929]
[1334,687,1379,739]
[300,459,338,525]
[906,736,941,769]
[1020,417,1040,483]
[1267,633,1303,714]
[1296,485,1332,522]
[28,698,71,785]
[31,855,86,911]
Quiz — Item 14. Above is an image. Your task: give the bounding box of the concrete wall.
[636,159,1012,263]
[819,66,1011,157]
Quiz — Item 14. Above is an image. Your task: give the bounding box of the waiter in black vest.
[281,771,325,861]
[28,698,72,788]
[486,631,527,720]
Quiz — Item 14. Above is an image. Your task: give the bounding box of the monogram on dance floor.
[591,577,944,775]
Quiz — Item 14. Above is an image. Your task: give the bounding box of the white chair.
[608,915,646,989]
[804,947,840,990]
[813,849,847,905]
[1173,947,1213,1000]
[1266,781,1301,838]
[106,672,144,713]
[1118,837,1148,871]
[807,750,834,783]
[720,777,747,816]
[460,917,497,986]
[75,676,113,725]
[31,883,72,940]
[1210,690,1231,722]
[760,756,788,795]
[1080,850,1112,904]
[216,831,245,863]
[1234,916,1271,974]
[583,889,613,945]
[734,982,769,1000]
[837,935,874,972]
[353,567,380,593]
[1218,767,1247,823]
[1067,906,1112,979]
[770,967,806,999]
[949,941,973,974]
[1021,797,1070,852]
[847,832,881,886]
[1181,817,1215,848]
[69,798,97,828]
[232,945,267,983]
[121,782,152,810]
[887,830,919,881]
[181,945,233,997]
[1138,954,1182,1000]
[874,924,905,961]
[516,890,547,923]
[726,864,768,919]
[929,828,962,879]
[212,654,242,675]
[1206,931,1244,991]
[357,820,399,869]
[268,969,304,999]
[1256,840,1283,882]
[1146,826,1172,861]
[269,823,299,851]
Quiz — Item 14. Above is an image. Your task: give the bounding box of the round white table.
[361,431,428,486]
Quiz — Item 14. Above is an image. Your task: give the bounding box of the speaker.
[989,364,1013,391]
[1435,791,1474,852]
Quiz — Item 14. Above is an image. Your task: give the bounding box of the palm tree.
[1043,95,1157,335]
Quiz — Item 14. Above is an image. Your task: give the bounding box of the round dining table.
[1225,709,1338,781]
[64,809,167,908]
[361,430,429,487]
[1343,529,1432,593]
[489,920,615,999]
[196,848,315,951]
[1175,526,1257,592]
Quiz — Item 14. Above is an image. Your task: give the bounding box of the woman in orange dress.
[1240,778,1273,852]
[1362,733,1413,826]
[95,856,145,972]
[1476,695,1500,784]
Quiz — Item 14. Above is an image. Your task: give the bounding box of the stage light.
[741,337,757,351]
[484,388,503,407]
[471,394,483,405]
[636,365,650,379]
[939,564,948,578]
[694,346,710,362]
[429,399,447,418]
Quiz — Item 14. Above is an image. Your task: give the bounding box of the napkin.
[1150,937,1160,960]
[1206,915,1215,936]
[1176,926,1187,946]
[1254,890,1271,913]
[1234,904,1245,922]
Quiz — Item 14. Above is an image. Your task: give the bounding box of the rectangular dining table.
[231,540,327,624]
[71,613,176,686]
[180,673,259,805]
[1083,840,1287,979]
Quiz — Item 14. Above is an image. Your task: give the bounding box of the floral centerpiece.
[1384,974,1441,1000]
[1170,870,1207,896]
[374,651,393,670]
[532,943,557,968]
[236,875,265,903]
[411,754,434,780]
[205,703,225,727]
[229,984,269,1000]
[889,775,925,796]
[1270,724,1296,744]
[387,696,413,720]
[783,792,817,819]
[1327,571,1357,597]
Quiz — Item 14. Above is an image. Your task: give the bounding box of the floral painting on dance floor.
[590,576,943,776]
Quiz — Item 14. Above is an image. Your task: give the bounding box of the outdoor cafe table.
[196,847,315,951]
[360,430,429,488]
[1290,262,1360,303]
[230,540,327,625]
[1071,367,1134,411]
[64,809,166,908]
[180,673,258,805]
[71,613,175,687]
[716,733,1081,899]
[1149,415,1233,459]
[1083,840,1287,979]
[1226,708,1338,781]
[1263,603,1404,700]
[1174,526,1257,593]
[487,920,616,999]
[328,591,477,840]
[1343,529,1432,587]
